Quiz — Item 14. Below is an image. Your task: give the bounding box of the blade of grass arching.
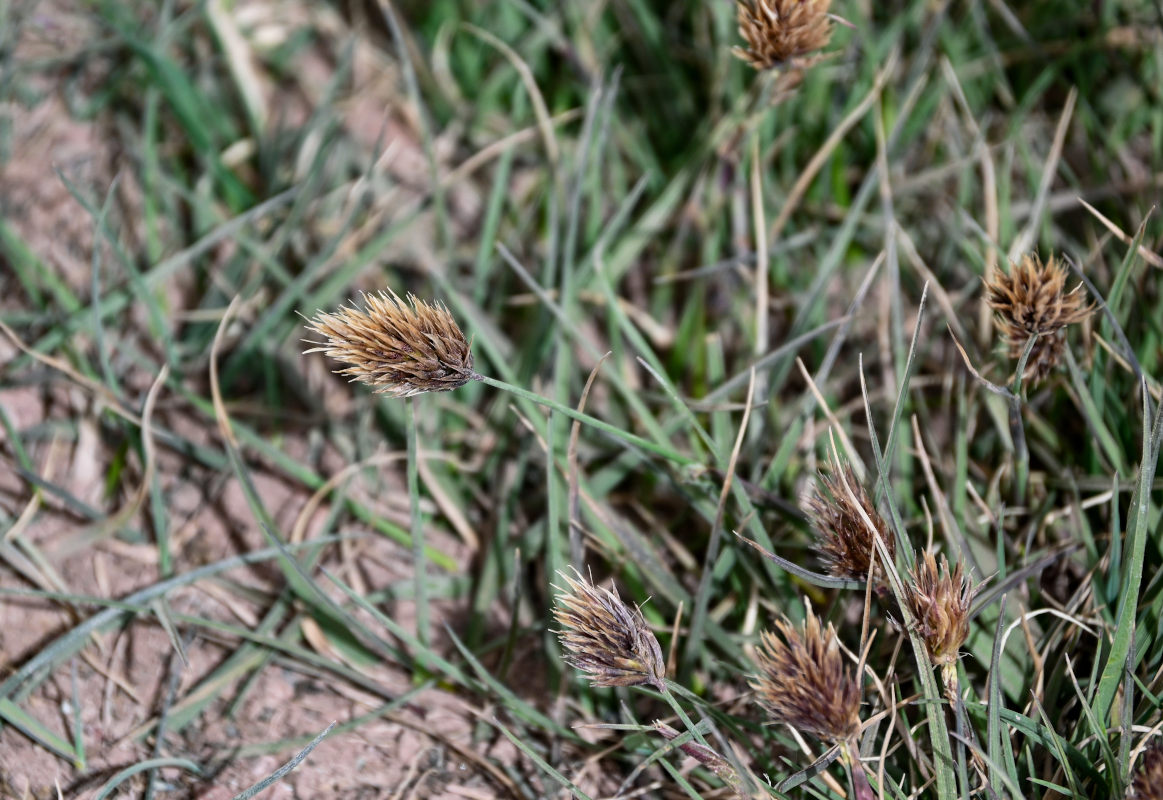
[858,364,955,800]
[768,68,929,400]
[229,722,335,800]
[682,370,756,673]
[321,569,471,687]
[1103,214,1152,323]
[1063,348,1130,477]
[1119,648,1135,790]
[0,219,80,313]
[491,716,594,800]
[876,282,930,518]
[1062,654,1120,786]
[217,435,398,665]
[1094,382,1163,720]
[93,758,203,800]
[0,538,356,700]
[444,625,579,740]
[986,595,1020,791]
[177,388,455,570]
[231,686,426,758]
[858,354,911,566]
[658,754,707,800]
[1028,700,1083,799]
[21,187,299,367]
[0,697,79,765]
[100,25,252,209]
[474,373,694,467]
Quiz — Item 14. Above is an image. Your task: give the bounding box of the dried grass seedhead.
[553,569,666,691]
[734,0,833,71]
[1131,742,1163,800]
[985,253,1092,384]
[304,290,476,398]
[904,551,976,667]
[750,604,861,743]
[805,462,895,582]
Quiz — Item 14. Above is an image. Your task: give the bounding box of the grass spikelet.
[984,253,1092,385]
[805,460,895,583]
[553,569,666,691]
[903,551,976,680]
[304,290,477,398]
[751,603,862,744]
[733,0,833,71]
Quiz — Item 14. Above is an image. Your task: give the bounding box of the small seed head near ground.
[553,569,666,691]
[751,604,862,743]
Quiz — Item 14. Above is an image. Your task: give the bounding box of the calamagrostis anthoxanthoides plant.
[984,253,1092,385]
[553,569,720,757]
[304,290,476,398]
[553,568,666,691]
[752,604,872,798]
[733,0,833,71]
[751,603,862,744]
[903,551,977,694]
[304,291,694,466]
[805,460,895,585]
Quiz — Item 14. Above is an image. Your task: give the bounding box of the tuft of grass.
[0,0,1161,797]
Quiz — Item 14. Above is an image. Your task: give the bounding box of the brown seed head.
[805,462,895,582]
[904,551,976,667]
[733,0,833,71]
[984,253,1092,384]
[1131,742,1163,800]
[553,569,666,691]
[304,290,476,398]
[750,604,861,743]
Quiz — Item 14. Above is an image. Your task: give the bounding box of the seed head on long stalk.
[751,603,862,743]
[733,0,833,71]
[903,551,976,673]
[304,290,477,398]
[553,569,666,691]
[984,253,1091,385]
[805,461,894,583]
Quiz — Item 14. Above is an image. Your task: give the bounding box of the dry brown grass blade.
[1077,198,1163,269]
[767,47,899,244]
[568,352,612,567]
[1008,87,1077,259]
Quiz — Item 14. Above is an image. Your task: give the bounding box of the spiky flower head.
[904,552,976,668]
[553,569,666,691]
[304,290,476,398]
[805,462,895,582]
[750,604,862,743]
[733,0,833,71]
[984,253,1092,385]
[1131,742,1163,800]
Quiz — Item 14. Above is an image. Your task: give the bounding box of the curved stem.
[473,373,696,467]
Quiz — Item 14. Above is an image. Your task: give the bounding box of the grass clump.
[0,0,1161,798]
